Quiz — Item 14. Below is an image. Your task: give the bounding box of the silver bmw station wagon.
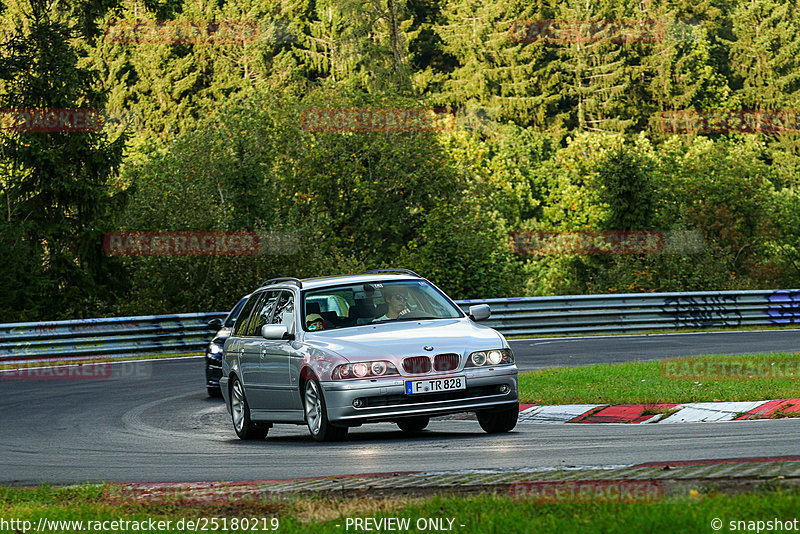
[219,269,519,441]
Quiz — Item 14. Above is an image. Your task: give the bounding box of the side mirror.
[207,318,223,329]
[261,324,293,340]
[468,304,491,322]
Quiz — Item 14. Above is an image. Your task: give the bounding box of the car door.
[227,291,262,382]
[240,291,279,408]
[260,290,297,412]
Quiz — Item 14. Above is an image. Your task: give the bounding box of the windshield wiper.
[370,315,443,324]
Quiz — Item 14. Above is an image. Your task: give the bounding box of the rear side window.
[245,291,280,337]
[233,292,264,337]
[271,291,295,334]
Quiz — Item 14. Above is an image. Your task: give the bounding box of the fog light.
[499,384,510,394]
[353,398,364,408]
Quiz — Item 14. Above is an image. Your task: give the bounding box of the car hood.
[212,326,233,344]
[303,318,505,361]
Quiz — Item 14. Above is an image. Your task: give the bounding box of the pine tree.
[87,0,305,142]
[727,0,800,110]
[642,0,732,138]
[434,0,654,133]
[550,0,656,133]
[303,0,417,92]
[0,0,126,318]
[433,0,561,130]
[726,0,800,190]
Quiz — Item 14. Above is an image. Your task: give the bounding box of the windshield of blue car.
[224,296,249,328]
[302,280,463,331]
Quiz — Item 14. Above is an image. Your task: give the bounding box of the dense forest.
[1,0,799,320]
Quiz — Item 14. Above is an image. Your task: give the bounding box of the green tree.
[115,87,469,311]
[727,0,800,110]
[643,2,732,127]
[433,0,561,129]
[594,147,654,231]
[114,92,308,314]
[725,0,800,190]
[87,0,305,143]
[0,0,126,319]
[290,86,461,262]
[399,200,523,299]
[304,0,417,92]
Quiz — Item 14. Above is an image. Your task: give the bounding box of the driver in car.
[375,291,412,321]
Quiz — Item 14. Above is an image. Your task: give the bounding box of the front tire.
[207,386,222,398]
[230,377,269,440]
[304,379,348,442]
[396,416,430,433]
[477,404,518,433]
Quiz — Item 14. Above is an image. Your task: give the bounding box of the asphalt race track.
[512,329,800,371]
[0,330,798,486]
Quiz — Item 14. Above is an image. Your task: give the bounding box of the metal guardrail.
[0,312,226,365]
[458,289,800,336]
[1,289,798,364]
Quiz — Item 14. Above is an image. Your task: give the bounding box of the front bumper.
[321,366,518,424]
[206,354,223,387]
[219,376,230,410]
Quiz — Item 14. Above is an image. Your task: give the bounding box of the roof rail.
[362,268,422,278]
[261,277,303,289]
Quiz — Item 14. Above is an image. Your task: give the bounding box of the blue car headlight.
[206,342,222,360]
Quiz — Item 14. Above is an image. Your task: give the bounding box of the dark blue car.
[205,294,250,397]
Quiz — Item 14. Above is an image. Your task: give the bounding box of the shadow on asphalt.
[220,427,505,446]
[198,389,512,445]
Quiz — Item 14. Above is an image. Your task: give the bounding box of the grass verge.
[2,484,800,533]
[518,353,800,405]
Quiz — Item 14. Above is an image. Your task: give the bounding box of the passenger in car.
[306,314,326,331]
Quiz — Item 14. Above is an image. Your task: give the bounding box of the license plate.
[405,376,466,395]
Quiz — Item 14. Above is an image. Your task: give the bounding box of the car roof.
[263,273,423,292]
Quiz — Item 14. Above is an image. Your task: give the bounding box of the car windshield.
[302,280,463,331]
[224,296,249,328]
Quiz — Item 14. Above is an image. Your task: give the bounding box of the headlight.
[333,361,399,380]
[207,343,222,357]
[466,348,514,368]
[353,363,368,378]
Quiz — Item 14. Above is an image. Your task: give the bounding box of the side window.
[246,291,280,337]
[233,292,264,337]
[271,291,295,334]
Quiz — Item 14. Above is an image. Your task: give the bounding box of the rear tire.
[304,378,348,442]
[477,404,518,433]
[396,416,430,433]
[230,377,269,440]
